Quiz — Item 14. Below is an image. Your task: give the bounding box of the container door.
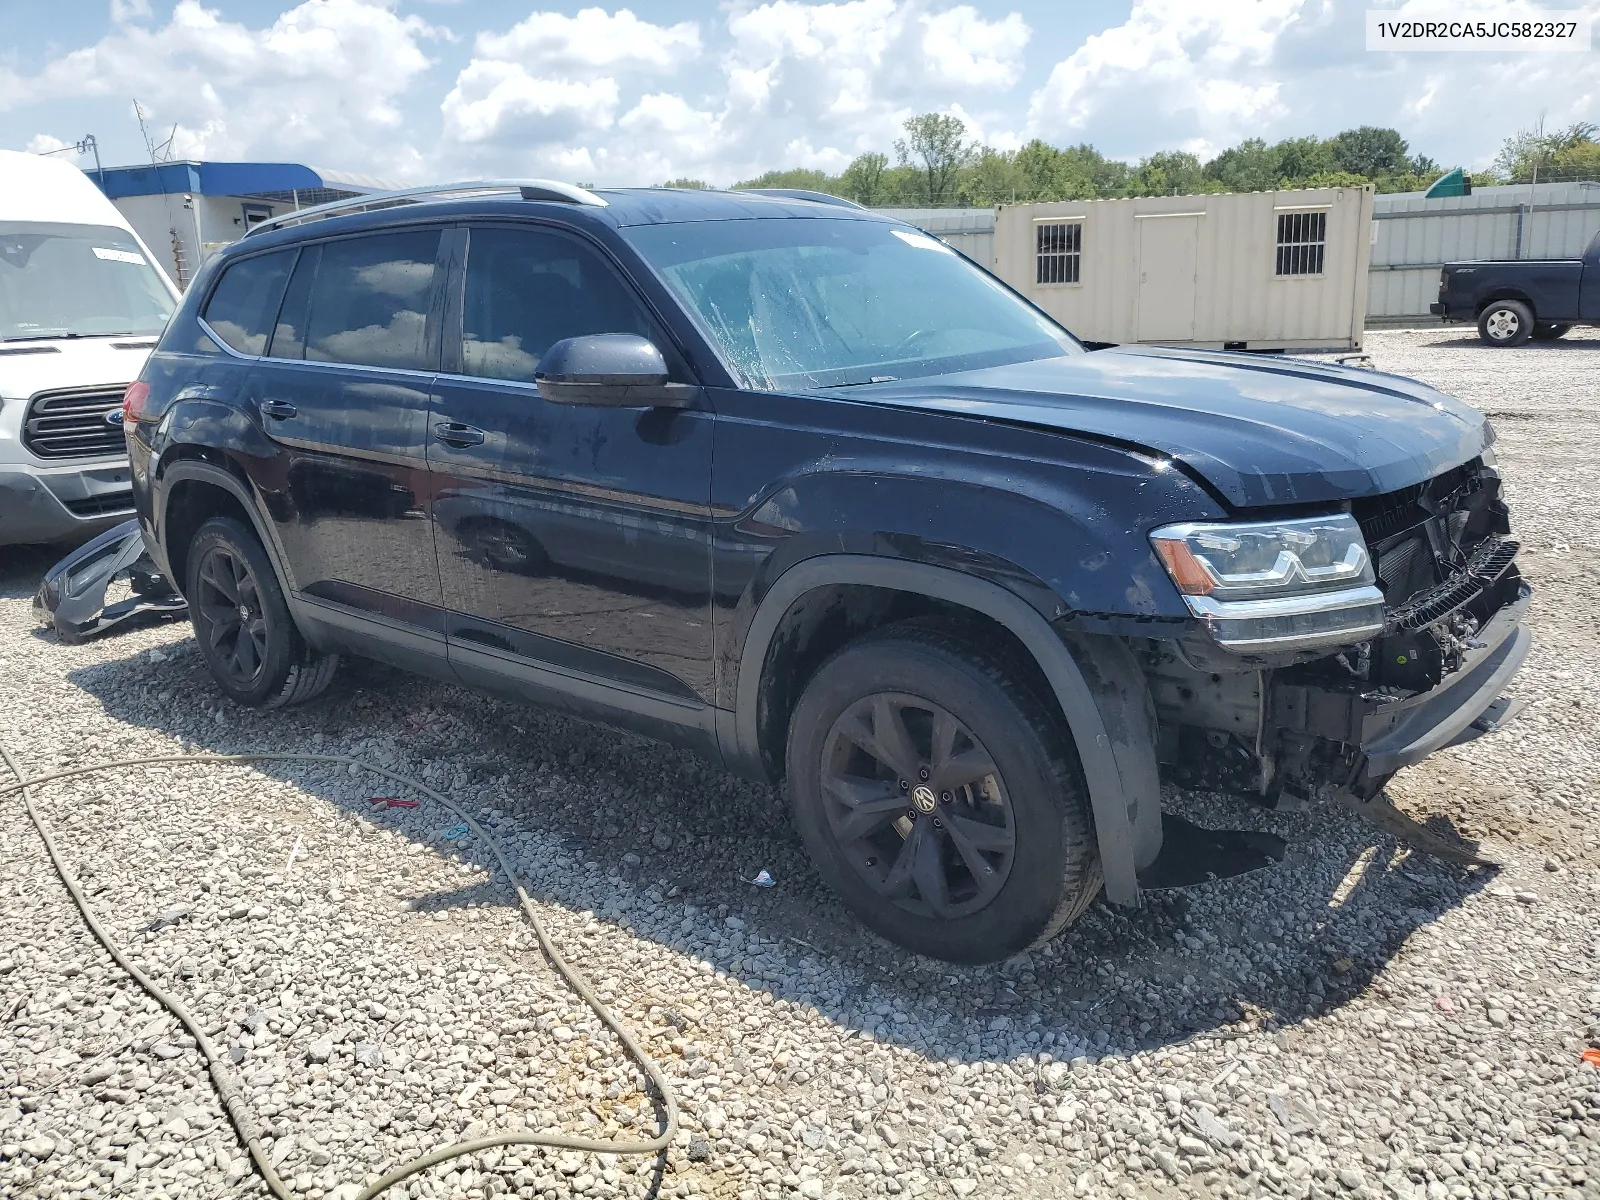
[1136,216,1199,343]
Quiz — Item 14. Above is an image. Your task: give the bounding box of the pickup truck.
[1433,228,1600,345]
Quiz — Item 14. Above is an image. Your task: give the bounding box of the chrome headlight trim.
[1183,584,1387,652]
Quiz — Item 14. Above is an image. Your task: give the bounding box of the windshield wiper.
[2,331,150,343]
[813,375,898,389]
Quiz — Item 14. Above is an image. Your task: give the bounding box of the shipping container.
[988,188,1373,351]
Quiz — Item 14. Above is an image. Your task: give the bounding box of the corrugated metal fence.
[1368,182,1600,322]
[886,184,1600,329]
[878,208,995,267]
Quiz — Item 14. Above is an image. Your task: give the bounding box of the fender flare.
[726,554,1161,906]
[156,459,294,599]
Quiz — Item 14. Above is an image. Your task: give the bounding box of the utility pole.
[39,135,105,190]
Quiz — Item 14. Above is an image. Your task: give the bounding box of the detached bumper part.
[33,518,187,643]
[1357,590,1530,778]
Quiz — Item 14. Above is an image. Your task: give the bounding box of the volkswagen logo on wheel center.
[912,784,938,814]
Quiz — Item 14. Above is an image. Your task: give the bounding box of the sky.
[1,0,1596,188]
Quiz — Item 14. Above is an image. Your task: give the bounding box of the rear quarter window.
[293,230,441,372]
[201,250,296,355]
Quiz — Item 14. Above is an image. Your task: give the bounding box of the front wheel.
[185,517,339,708]
[785,623,1100,963]
[1532,322,1572,342]
[1477,299,1534,346]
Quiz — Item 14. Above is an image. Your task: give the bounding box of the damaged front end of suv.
[1139,450,1527,863]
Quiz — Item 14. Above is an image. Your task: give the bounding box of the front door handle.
[433,421,485,448]
[259,399,297,420]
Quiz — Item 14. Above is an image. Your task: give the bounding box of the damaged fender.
[33,519,187,643]
[729,554,1164,906]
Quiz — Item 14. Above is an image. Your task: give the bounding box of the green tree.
[1203,138,1280,192]
[894,113,973,205]
[657,177,710,189]
[731,167,839,193]
[839,152,889,204]
[1328,126,1411,178]
[1272,135,1336,184]
[1126,150,1215,197]
[957,146,1025,205]
[1297,169,1374,189]
[1493,119,1600,182]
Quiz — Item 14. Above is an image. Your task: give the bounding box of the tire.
[785,622,1101,963]
[1477,299,1534,346]
[1532,322,1572,342]
[459,518,547,575]
[185,516,339,708]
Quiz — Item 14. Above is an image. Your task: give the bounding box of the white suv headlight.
[1150,513,1385,653]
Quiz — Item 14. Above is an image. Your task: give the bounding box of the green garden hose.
[0,746,680,1199]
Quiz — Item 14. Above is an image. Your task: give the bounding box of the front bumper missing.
[1271,585,1532,781]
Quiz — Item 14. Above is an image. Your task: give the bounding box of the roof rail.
[740,188,865,210]
[245,179,607,237]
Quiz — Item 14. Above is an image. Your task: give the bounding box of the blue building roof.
[89,160,399,200]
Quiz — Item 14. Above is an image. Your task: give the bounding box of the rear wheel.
[1532,322,1572,342]
[185,517,339,708]
[785,623,1100,963]
[1477,299,1534,346]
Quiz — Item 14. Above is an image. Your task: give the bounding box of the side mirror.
[535,334,699,408]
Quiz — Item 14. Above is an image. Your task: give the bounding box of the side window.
[460,226,656,384]
[201,249,295,355]
[298,230,441,371]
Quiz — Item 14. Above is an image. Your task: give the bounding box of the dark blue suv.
[125,182,1529,962]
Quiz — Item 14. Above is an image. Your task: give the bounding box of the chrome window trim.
[194,316,440,382]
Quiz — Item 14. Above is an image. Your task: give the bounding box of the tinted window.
[201,250,294,354]
[460,227,655,384]
[299,230,440,370]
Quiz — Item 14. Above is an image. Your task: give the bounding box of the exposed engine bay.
[1139,456,1528,835]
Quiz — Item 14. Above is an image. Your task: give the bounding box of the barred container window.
[1036,222,1082,284]
[1276,211,1326,276]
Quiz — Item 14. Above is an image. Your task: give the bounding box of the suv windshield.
[624,217,1078,390]
[0,221,175,341]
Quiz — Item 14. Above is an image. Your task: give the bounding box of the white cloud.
[442,61,620,146]
[473,7,701,73]
[10,0,1591,192]
[435,0,1031,184]
[23,133,71,155]
[919,6,1028,88]
[0,0,440,177]
[1026,0,1303,155]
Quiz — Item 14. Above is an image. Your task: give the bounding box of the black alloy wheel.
[193,544,269,686]
[183,516,340,708]
[820,692,1015,918]
[786,622,1101,963]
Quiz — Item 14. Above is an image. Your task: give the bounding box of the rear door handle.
[259,399,298,420]
[433,421,485,448]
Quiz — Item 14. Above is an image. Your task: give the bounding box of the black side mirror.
[535,334,699,408]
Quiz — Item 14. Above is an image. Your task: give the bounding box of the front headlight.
[1150,513,1385,653]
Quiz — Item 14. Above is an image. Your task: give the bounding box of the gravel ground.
[1,327,1597,1200]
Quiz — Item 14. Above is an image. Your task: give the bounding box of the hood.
[0,337,157,401]
[836,346,1489,508]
